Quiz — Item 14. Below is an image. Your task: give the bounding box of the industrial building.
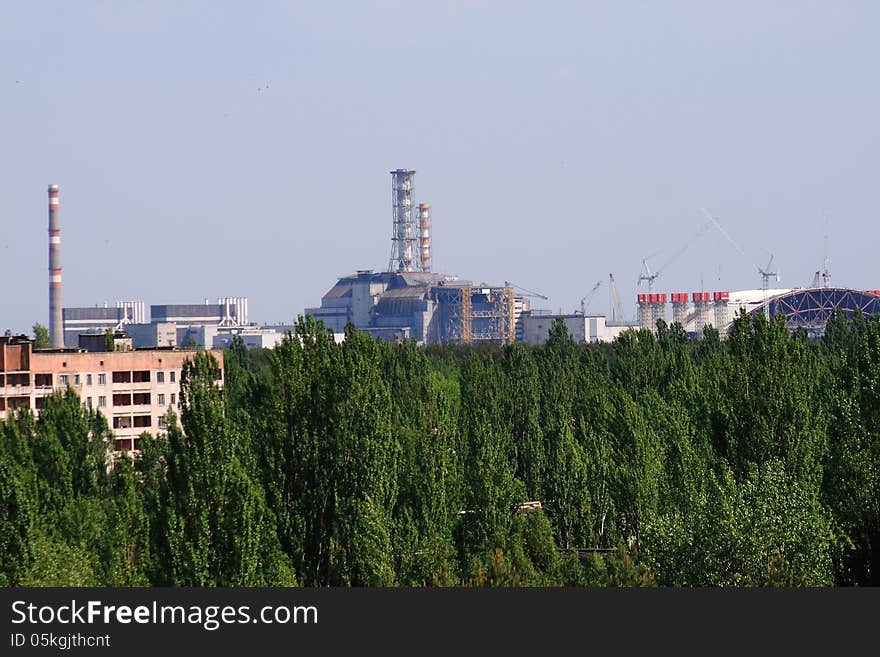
[40,182,880,353]
[62,301,146,347]
[304,169,526,345]
[63,297,259,349]
[635,286,880,338]
[0,334,224,452]
[519,311,634,345]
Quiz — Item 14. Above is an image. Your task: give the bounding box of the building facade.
[0,336,224,453]
[62,301,145,348]
[305,270,522,345]
[519,312,635,345]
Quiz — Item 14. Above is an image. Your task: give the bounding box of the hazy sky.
[3,1,879,334]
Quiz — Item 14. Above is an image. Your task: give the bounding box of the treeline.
[2,311,880,586]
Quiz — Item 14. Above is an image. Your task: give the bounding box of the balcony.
[3,385,32,395]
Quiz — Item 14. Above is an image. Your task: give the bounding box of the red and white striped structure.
[48,184,64,348]
[419,202,431,272]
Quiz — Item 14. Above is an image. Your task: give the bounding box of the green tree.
[32,323,50,349]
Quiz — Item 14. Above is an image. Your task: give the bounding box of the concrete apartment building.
[0,335,224,453]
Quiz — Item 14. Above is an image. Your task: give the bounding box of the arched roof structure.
[747,287,880,334]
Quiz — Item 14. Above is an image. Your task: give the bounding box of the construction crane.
[702,208,780,291]
[504,281,549,300]
[757,253,780,291]
[609,273,625,323]
[637,260,659,292]
[637,220,712,292]
[580,279,602,315]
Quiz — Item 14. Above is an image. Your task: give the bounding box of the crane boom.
[702,208,780,289]
[609,273,625,323]
[504,281,549,300]
[638,220,712,292]
[580,279,602,315]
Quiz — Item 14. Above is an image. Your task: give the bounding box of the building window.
[98,373,106,385]
[157,393,165,406]
[74,374,81,386]
[113,371,132,384]
[157,371,165,384]
[86,374,93,386]
[59,374,69,386]
[170,393,176,405]
[158,416,166,429]
[98,396,107,408]
[170,371,176,383]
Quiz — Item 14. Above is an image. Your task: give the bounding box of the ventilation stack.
[692,292,712,333]
[713,291,730,338]
[671,292,690,328]
[48,184,64,348]
[418,202,431,272]
[388,169,419,272]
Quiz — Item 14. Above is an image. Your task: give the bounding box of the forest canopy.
[2,310,879,587]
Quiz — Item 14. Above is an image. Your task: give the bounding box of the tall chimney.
[419,202,431,272]
[48,184,63,348]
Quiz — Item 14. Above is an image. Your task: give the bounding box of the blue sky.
[3,1,878,332]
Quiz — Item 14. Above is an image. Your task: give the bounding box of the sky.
[3,1,879,333]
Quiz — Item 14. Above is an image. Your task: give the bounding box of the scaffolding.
[433,285,514,345]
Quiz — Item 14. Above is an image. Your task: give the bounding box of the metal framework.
[434,286,470,344]
[433,285,514,345]
[469,287,515,345]
[388,169,421,273]
[749,288,880,334]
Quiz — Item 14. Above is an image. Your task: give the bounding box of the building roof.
[747,287,880,333]
[322,281,355,300]
[391,272,461,288]
[727,289,793,305]
[379,286,430,301]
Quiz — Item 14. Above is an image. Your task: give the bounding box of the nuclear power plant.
[11,175,880,355]
[300,169,880,345]
[304,169,528,345]
[3,171,880,450]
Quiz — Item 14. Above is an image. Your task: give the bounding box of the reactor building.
[304,169,525,345]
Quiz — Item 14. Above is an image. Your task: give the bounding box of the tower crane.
[637,220,712,293]
[637,260,659,292]
[757,253,779,291]
[580,279,602,315]
[702,208,780,291]
[504,281,549,300]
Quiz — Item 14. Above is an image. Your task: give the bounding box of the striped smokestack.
[418,202,431,272]
[48,184,63,348]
